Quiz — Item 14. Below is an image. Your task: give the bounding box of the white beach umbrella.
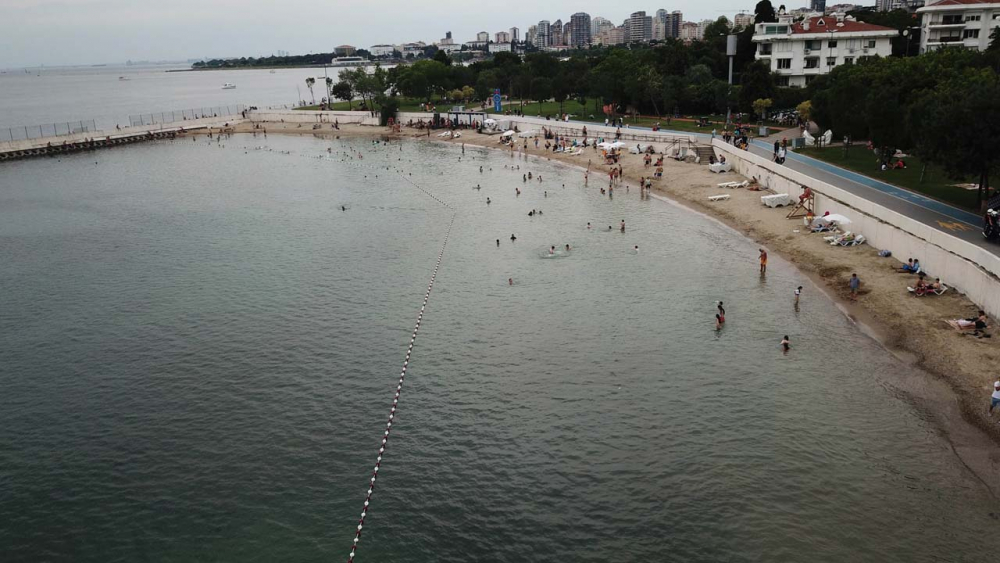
[500,130,515,137]
[484,118,498,126]
[823,213,852,225]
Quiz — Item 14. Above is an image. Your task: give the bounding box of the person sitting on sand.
[898,258,916,273]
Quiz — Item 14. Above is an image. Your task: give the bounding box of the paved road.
[560,118,994,254]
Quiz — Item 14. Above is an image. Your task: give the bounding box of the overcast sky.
[0,0,764,68]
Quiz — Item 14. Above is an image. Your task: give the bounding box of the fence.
[1,120,97,142]
[128,105,245,127]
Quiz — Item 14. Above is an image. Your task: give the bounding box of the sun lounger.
[908,284,949,296]
[708,162,732,173]
[946,319,986,331]
[708,194,730,202]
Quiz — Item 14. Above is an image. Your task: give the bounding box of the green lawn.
[797,147,979,211]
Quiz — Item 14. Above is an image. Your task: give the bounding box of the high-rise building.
[609,26,626,44]
[496,31,511,44]
[680,21,700,42]
[656,8,668,20]
[668,11,683,38]
[734,12,754,29]
[536,20,551,47]
[526,25,537,45]
[551,19,564,46]
[591,16,612,36]
[810,0,827,12]
[652,18,666,40]
[476,31,489,42]
[510,27,520,43]
[569,12,592,47]
[628,11,653,43]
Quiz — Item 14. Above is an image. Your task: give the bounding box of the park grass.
[797,147,980,211]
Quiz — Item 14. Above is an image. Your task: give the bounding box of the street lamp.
[726,34,737,128]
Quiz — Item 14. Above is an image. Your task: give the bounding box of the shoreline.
[222,121,1000,489]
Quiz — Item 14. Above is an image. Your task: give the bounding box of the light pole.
[726,34,737,128]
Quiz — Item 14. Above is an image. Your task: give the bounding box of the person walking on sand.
[759,249,768,274]
[849,273,860,300]
[989,380,1000,415]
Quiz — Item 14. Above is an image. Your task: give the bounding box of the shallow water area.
[0,133,996,562]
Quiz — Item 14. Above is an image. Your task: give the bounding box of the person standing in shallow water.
[759,249,768,274]
[781,335,791,352]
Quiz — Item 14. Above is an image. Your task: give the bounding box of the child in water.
[781,336,791,352]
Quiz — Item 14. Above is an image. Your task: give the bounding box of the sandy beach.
[225,119,1000,477]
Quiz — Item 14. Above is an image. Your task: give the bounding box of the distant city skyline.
[0,0,833,68]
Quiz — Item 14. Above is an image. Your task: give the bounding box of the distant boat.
[330,56,368,67]
[269,70,276,74]
[222,83,236,89]
[119,76,130,81]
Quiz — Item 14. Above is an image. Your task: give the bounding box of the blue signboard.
[493,89,502,112]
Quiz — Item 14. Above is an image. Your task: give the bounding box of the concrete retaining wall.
[713,139,1000,317]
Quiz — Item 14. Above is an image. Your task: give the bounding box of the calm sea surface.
[0,64,344,131]
[0,134,996,562]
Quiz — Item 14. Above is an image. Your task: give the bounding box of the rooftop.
[923,0,1000,5]
[791,16,896,33]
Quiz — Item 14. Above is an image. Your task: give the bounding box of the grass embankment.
[297,96,780,135]
[797,147,979,211]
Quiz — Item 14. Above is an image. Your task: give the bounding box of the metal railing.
[128,105,245,127]
[1,120,97,142]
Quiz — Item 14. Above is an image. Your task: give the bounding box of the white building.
[496,31,511,43]
[437,43,462,53]
[917,0,1000,52]
[476,31,490,42]
[489,42,512,53]
[369,44,396,57]
[510,27,520,42]
[753,14,897,87]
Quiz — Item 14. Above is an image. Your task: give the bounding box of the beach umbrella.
[823,213,852,225]
[501,130,515,137]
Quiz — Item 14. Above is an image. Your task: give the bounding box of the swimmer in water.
[497,239,500,247]
[549,246,555,254]
[544,191,547,197]
[565,244,570,251]
[480,166,483,173]
[608,226,613,231]
[487,197,491,205]
[717,301,725,320]
[587,222,591,229]
[634,245,639,252]
[509,277,513,285]
[715,314,723,331]
[510,234,517,241]
[620,220,626,233]
[341,205,346,211]
[781,335,791,352]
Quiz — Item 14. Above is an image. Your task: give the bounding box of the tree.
[752,98,773,121]
[796,100,812,123]
[754,0,777,23]
[331,80,354,110]
[325,77,333,106]
[738,60,775,114]
[909,69,1000,207]
[530,77,552,114]
[461,85,476,102]
[433,50,453,66]
[450,88,464,101]
[305,77,316,104]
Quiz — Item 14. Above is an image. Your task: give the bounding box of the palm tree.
[325,77,333,108]
[305,77,316,105]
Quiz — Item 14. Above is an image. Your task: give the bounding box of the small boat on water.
[222,83,236,89]
[269,70,276,74]
[119,76,130,81]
